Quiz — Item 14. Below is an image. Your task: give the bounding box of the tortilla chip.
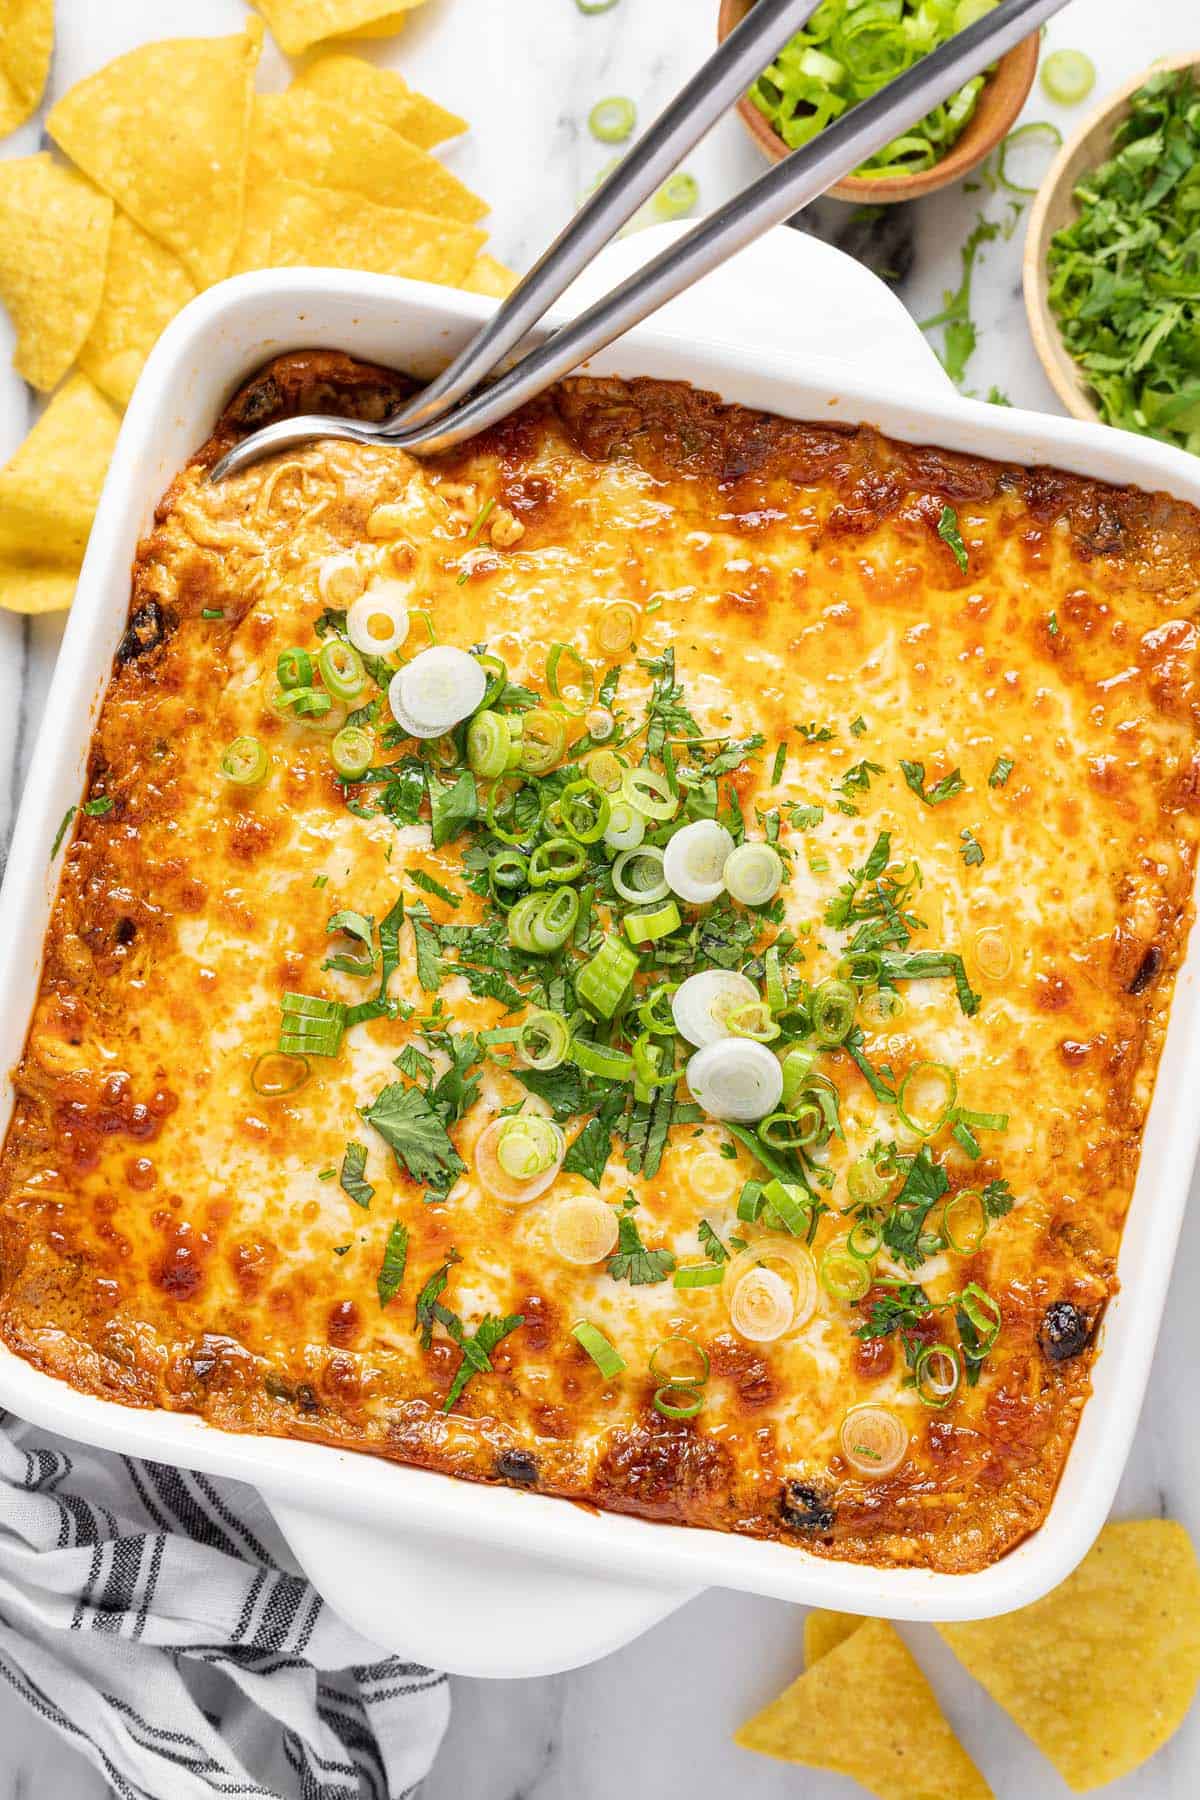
[46,24,262,287]
[462,254,519,299]
[0,0,53,138]
[78,212,197,407]
[251,90,485,224]
[251,1,424,57]
[736,1619,992,1799]
[0,156,112,393]
[0,374,121,575]
[804,1609,865,1666]
[292,53,466,150]
[939,1520,1200,1791]
[236,176,485,286]
[0,560,78,615]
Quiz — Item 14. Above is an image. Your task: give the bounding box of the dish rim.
[2,243,1199,1647]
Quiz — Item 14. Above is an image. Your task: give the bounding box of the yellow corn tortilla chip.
[736,1619,993,1800]
[0,156,112,393]
[235,176,485,286]
[462,254,519,299]
[804,1609,865,1666]
[79,212,197,407]
[46,24,262,288]
[0,374,121,573]
[0,0,53,138]
[292,54,466,150]
[0,560,78,615]
[939,1520,1200,1792]
[251,1,424,57]
[251,90,485,225]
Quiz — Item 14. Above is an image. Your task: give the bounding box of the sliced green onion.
[559,777,610,843]
[593,599,638,656]
[572,1037,636,1082]
[278,991,345,1058]
[220,735,268,787]
[585,706,615,742]
[274,685,333,721]
[467,709,513,779]
[487,776,536,845]
[496,1114,561,1179]
[529,886,581,952]
[859,986,905,1028]
[488,847,529,905]
[649,1336,709,1387]
[475,652,508,711]
[547,642,595,716]
[758,1111,809,1151]
[847,1153,892,1208]
[941,1189,988,1255]
[897,1061,958,1137]
[648,172,698,223]
[723,841,783,907]
[277,647,313,690]
[330,726,374,780]
[737,1180,765,1224]
[810,978,856,1046]
[632,1030,677,1091]
[589,95,636,143]
[838,950,882,986]
[529,836,586,887]
[603,798,646,853]
[317,638,366,701]
[612,848,668,909]
[519,1009,572,1071]
[637,984,678,1036]
[846,1216,883,1260]
[959,1282,1002,1352]
[520,708,569,774]
[673,1263,725,1289]
[764,946,786,1014]
[624,899,680,945]
[251,1049,310,1097]
[652,1383,704,1419]
[585,747,624,793]
[820,1243,872,1303]
[1041,47,1095,106]
[998,120,1063,195]
[620,765,677,822]
[914,1342,962,1409]
[726,1001,779,1044]
[572,1319,625,1379]
[761,1177,811,1238]
[780,1046,816,1107]
[577,934,639,1017]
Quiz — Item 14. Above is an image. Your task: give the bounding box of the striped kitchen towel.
[0,1408,449,1799]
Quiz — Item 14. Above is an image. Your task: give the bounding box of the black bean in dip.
[495,1448,538,1485]
[780,1479,835,1532]
[1039,1301,1094,1363]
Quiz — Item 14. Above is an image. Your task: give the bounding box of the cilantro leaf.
[442,1311,524,1413]
[323,909,377,978]
[607,1211,675,1286]
[562,1089,626,1187]
[882,1146,949,1269]
[363,1082,465,1189]
[959,827,985,866]
[982,1177,1014,1219]
[988,754,1014,789]
[512,1062,588,1119]
[377,1221,409,1307]
[698,1219,729,1264]
[339,1141,374,1210]
[899,759,966,806]
[427,769,477,848]
[937,503,969,573]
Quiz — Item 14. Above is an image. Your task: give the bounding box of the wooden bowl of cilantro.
[1025,57,1200,446]
[717,0,1039,204]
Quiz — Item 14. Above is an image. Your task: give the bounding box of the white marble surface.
[3,0,1200,1795]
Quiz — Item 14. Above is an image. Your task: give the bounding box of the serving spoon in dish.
[210,0,1072,482]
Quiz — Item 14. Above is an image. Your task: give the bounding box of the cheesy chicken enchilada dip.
[2,352,1198,1572]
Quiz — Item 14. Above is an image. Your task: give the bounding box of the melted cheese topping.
[3,361,1199,1572]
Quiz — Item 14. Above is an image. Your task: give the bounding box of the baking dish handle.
[270,1498,699,1678]
[559,219,954,397]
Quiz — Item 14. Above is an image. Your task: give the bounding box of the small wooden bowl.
[1024,54,1200,423]
[716,0,1040,204]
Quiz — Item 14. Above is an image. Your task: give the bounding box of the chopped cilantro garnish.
[339,1141,374,1210]
[376,1221,408,1307]
[607,1209,675,1286]
[959,827,985,866]
[936,504,969,573]
[988,755,1014,789]
[363,1082,464,1191]
[899,759,966,807]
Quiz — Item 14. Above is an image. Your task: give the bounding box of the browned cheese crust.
[2,352,1199,1571]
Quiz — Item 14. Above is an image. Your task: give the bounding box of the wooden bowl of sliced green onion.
[1024,55,1200,439]
[717,0,1039,204]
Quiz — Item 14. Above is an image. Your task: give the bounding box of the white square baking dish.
[2,226,1199,1678]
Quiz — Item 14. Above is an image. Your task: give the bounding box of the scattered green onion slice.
[624,899,681,945]
[859,985,905,1028]
[914,1342,962,1409]
[519,1009,572,1071]
[648,171,698,222]
[652,1383,704,1419]
[780,1046,816,1107]
[810,978,856,1046]
[620,764,677,822]
[724,841,783,906]
[520,708,569,774]
[330,726,374,780]
[838,1405,908,1478]
[637,984,678,1036]
[589,95,636,143]
[559,776,610,843]
[663,819,734,905]
[572,1319,625,1378]
[317,638,366,701]
[821,1243,872,1303]
[552,1197,618,1265]
[529,836,586,888]
[632,1030,677,1091]
[585,706,615,742]
[686,1038,783,1124]
[250,1050,309,1097]
[475,1112,565,1203]
[846,1215,884,1261]
[764,945,786,1014]
[672,970,759,1048]
[1041,47,1096,106]
[488,848,529,905]
[487,776,536,846]
[585,747,624,792]
[278,991,344,1058]
[572,1037,636,1082]
[547,642,595,715]
[593,599,639,656]
[220,734,269,787]
[277,647,313,690]
[603,797,646,853]
[897,1061,959,1136]
[847,1153,893,1208]
[726,1001,779,1044]
[612,843,668,903]
[347,581,409,657]
[577,934,639,1017]
[475,652,508,711]
[998,119,1063,194]
[761,1177,812,1239]
[390,646,486,739]
[941,1189,988,1255]
[274,685,333,721]
[959,1281,1002,1352]
[467,709,513,779]
[673,1263,725,1289]
[649,1336,709,1387]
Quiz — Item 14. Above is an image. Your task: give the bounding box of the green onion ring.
[589,95,635,143]
[529,836,587,888]
[810,978,856,1046]
[220,735,269,787]
[846,1216,884,1261]
[652,1383,704,1420]
[317,638,365,701]
[820,1243,872,1303]
[648,1336,709,1387]
[277,647,313,690]
[518,1009,572,1071]
[620,764,676,822]
[914,1343,962,1409]
[571,1319,625,1377]
[897,1061,958,1137]
[330,726,374,780]
[546,642,595,716]
[572,1037,635,1081]
[637,984,678,1036]
[559,777,611,843]
[251,1050,310,1097]
[624,899,681,945]
[940,1190,988,1255]
[612,844,668,903]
